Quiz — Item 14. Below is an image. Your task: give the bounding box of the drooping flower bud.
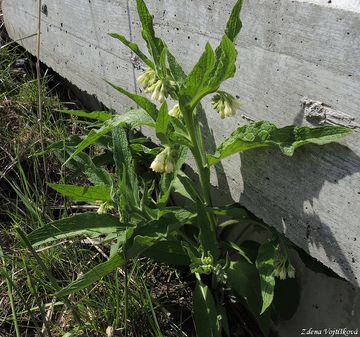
[211,92,240,119]
[145,79,167,103]
[168,104,182,118]
[97,202,114,214]
[287,264,296,278]
[150,147,177,173]
[150,149,167,173]
[137,68,157,90]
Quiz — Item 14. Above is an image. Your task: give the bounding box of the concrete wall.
[3,0,360,333]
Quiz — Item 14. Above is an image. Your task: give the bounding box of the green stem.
[183,108,212,206]
[183,105,220,259]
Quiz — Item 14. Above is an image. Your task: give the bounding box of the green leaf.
[180,43,215,109]
[179,36,237,110]
[142,240,190,265]
[193,278,221,337]
[159,46,168,78]
[224,0,244,42]
[106,81,159,120]
[109,33,154,68]
[126,235,160,259]
[207,35,237,90]
[226,260,262,315]
[255,242,276,315]
[58,109,113,122]
[167,50,186,83]
[156,102,170,144]
[208,121,352,165]
[172,173,200,202]
[48,183,111,202]
[112,126,140,208]
[64,152,113,186]
[64,109,155,165]
[136,0,164,65]
[226,241,253,264]
[56,253,124,297]
[27,213,123,246]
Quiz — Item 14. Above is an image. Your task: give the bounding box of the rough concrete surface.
[3,0,360,332]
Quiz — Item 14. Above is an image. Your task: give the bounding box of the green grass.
[0,29,193,337]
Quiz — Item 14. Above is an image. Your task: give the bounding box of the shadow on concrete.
[237,143,360,285]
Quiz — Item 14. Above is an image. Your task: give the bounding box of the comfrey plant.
[26,0,351,335]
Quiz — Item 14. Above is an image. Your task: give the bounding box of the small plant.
[25,0,351,335]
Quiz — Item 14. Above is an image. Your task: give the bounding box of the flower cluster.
[273,258,295,280]
[150,146,177,173]
[137,67,175,103]
[97,201,114,215]
[211,92,241,119]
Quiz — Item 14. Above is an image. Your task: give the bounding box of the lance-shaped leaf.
[180,37,237,110]
[208,121,352,165]
[172,172,201,202]
[48,183,111,202]
[256,241,276,315]
[109,33,154,68]
[156,102,170,144]
[56,253,125,297]
[226,260,262,316]
[136,0,164,66]
[64,109,155,165]
[179,43,216,109]
[112,126,140,208]
[27,213,123,246]
[207,35,237,91]
[64,152,113,186]
[58,109,113,122]
[106,81,158,120]
[224,0,244,42]
[142,240,190,265]
[167,50,186,83]
[193,278,221,337]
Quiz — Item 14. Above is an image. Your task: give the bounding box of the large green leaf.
[109,33,154,68]
[64,152,113,186]
[27,213,123,246]
[58,109,113,122]
[172,173,200,202]
[64,109,155,165]
[208,121,352,165]
[179,43,215,109]
[207,35,237,91]
[226,260,262,316]
[255,242,276,315]
[179,37,237,110]
[48,183,111,202]
[224,0,244,42]
[193,278,221,337]
[106,81,159,120]
[142,240,189,265]
[56,253,124,297]
[112,126,140,208]
[167,50,187,83]
[156,102,170,144]
[136,0,164,66]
